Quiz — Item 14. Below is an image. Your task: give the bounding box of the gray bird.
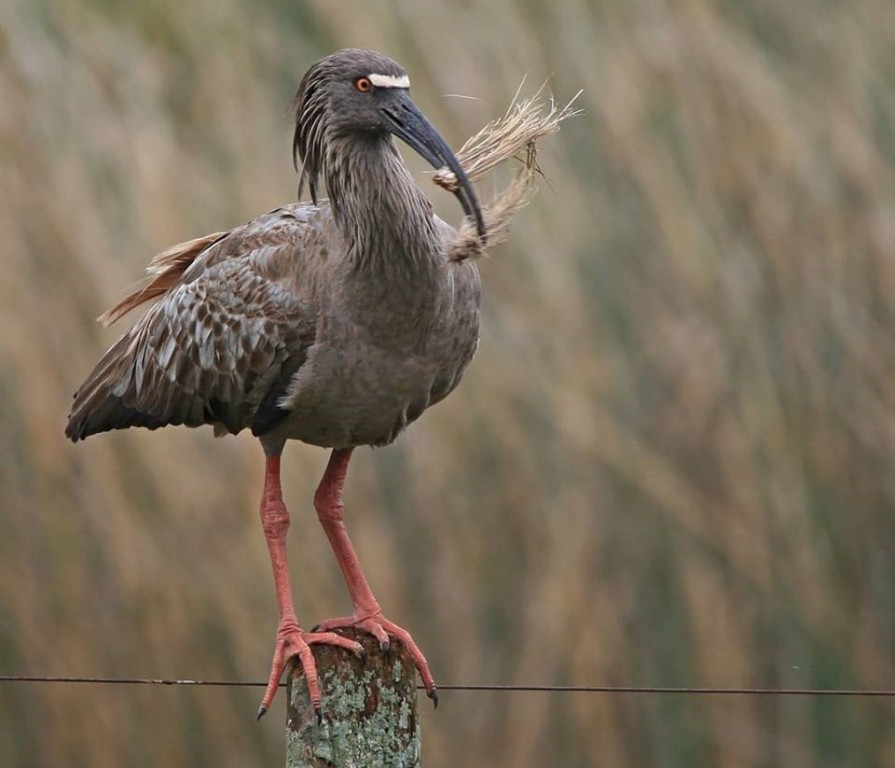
[65,48,485,718]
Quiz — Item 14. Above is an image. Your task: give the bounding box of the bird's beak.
[382,92,486,240]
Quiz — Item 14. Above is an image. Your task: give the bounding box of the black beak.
[382,92,485,240]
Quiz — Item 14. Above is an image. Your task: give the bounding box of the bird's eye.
[355,77,372,93]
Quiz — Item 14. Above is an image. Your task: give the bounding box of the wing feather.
[66,206,329,441]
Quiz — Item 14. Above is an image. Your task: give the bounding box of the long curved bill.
[382,92,486,240]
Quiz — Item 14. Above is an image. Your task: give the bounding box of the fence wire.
[1,676,893,696]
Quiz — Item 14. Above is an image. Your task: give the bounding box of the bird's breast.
[276,336,475,449]
[275,262,481,449]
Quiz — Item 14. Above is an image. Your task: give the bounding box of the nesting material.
[435,85,582,261]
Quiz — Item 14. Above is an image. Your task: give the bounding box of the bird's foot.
[257,619,365,721]
[312,612,438,706]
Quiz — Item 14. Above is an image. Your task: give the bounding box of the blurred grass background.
[2,0,894,765]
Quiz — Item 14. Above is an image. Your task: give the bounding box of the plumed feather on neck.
[293,60,330,205]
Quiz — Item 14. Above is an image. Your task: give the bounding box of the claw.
[315,706,323,726]
[428,688,439,709]
[260,623,367,718]
[308,613,436,703]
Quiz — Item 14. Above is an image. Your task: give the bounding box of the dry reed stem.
[437,86,582,261]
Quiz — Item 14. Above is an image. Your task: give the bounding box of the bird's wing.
[66,205,334,441]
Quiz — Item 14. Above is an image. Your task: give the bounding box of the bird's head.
[293,48,485,238]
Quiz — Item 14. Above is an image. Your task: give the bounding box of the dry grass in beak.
[434,85,582,261]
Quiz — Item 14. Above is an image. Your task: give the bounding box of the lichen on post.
[286,628,421,768]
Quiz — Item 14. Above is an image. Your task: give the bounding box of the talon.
[309,612,435,698]
[428,688,439,709]
[357,646,368,662]
[261,623,365,715]
[315,706,323,726]
[257,705,268,721]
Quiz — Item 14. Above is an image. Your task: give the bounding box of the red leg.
[257,454,364,720]
[313,449,437,704]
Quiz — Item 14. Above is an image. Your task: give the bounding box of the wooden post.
[286,628,421,767]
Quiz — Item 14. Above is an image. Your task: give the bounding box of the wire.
[1,676,893,696]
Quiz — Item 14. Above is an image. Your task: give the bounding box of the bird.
[65,48,486,720]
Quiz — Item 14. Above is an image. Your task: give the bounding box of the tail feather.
[65,325,214,441]
[65,332,158,441]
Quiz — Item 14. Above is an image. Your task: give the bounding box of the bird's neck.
[325,137,441,276]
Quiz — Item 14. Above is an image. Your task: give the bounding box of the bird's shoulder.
[133,203,339,370]
[101,203,338,326]
[177,203,339,295]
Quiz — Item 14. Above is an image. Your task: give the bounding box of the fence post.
[285,628,422,767]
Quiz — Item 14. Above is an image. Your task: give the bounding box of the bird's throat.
[326,138,439,275]
[323,138,445,341]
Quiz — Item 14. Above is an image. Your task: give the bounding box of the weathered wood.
[286,628,421,768]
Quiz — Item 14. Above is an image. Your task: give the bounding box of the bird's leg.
[312,448,438,704]
[257,454,364,720]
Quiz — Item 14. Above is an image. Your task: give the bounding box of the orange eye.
[355,77,372,93]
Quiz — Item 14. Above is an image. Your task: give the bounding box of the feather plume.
[99,232,226,326]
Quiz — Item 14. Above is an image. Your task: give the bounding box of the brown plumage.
[66,48,488,719]
[66,207,335,440]
[99,231,228,325]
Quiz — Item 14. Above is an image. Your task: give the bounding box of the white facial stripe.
[368,73,410,89]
